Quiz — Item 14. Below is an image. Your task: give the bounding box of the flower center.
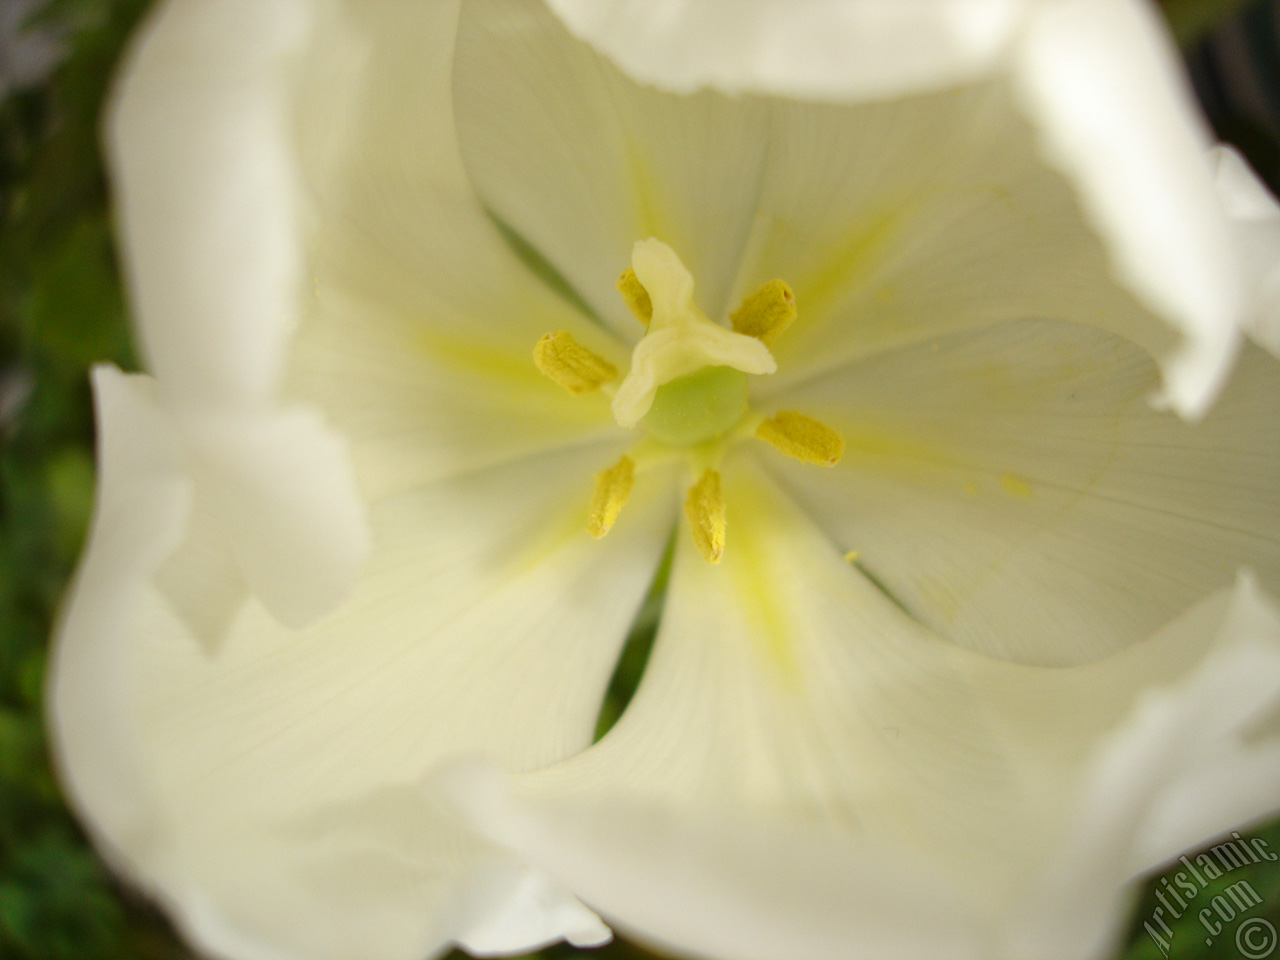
[641,366,749,447]
[533,238,843,563]
[608,238,776,433]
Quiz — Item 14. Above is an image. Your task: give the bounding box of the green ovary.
[642,366,750,446]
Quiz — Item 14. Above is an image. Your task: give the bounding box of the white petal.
[543,0,1026,100]
[161,784,609,960]
[285,0,633,503]
[489,463,1078,887]
[105,383,371,634]
[455,465,1280,960]
[452,0,774,331]
[1083,573,1280,871]
[51,367,189,868]
[1214,146,1280,220]
[765,320,1280,665]
[288,284,626,505]
[725,82,1185,396]
[53,427,676,960]
[1013,0,1242,417]
[128,396,370,636]
[110,0,372,623]
[152,486,247,650]
[296,0,617,331]
[451,861,612,955]
[175,406,369,628]
[1211,144,1280,355]
[109,0,309,409]
[453,765,982,960]
[1005,575,1280,960]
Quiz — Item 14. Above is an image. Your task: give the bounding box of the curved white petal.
[295,0,623,333]
[287,0,633,503]
[450,860,612,955]
[1211,144,1280,356]
[451,767,982,960]
[51,367,189,868]
[1003,574,1280,960]
[110,0,371,624]
[764,320,1280,665]
[452,0,774,331]
[53,401,677,960]
[543,0,1026,101]
[454,464,1280,960]
[725,82,1185,394]
[109,0,308,409]
[1013,0,1242,417]
[174,407,370,628]
[287,284,625,505]
[1080,572,1280,871]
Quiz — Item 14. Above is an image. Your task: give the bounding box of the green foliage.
[0,1,190,958]
[1122,822,1280,960]
[1159,0,1256,45]
[593,535,673,743]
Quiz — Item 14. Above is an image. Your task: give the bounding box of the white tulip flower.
[50,1,1280,959]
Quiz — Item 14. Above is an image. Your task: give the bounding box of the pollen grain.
[588,455,636,538]
[534,331,617,395]
[729,279,797,346]
[616,266,653,325]
[756,411,845,466]
[685,468,727,564]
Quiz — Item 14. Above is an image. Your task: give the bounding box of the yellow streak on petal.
[999,473,1032,499]
[729,279,797,346]
[588,455,635,539]
[534,330,618,395]
[420,330,547,387]
[756,411,845,466]
[843,549,860,563]
[615,267,653,325]
[625,137,666,244]
[684,468,726,564]
[795,204,908,321]
[727,477,799,684]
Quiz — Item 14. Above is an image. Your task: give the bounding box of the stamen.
[612,240,776,429]
[534,331,618,395]
[588,455,635,538]
[616,266,653,325]
[730,280,797,347]
[685,468,726,564]
[756,411,845,466]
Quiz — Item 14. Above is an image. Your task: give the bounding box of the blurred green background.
[0,1,1277,959]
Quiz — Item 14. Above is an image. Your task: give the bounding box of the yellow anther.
[684,468,726,564]
[588,455,635,538]
[616,266,653,325]
[730,279,797,347]
[534,331,618,395]
[756,411,845,466]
